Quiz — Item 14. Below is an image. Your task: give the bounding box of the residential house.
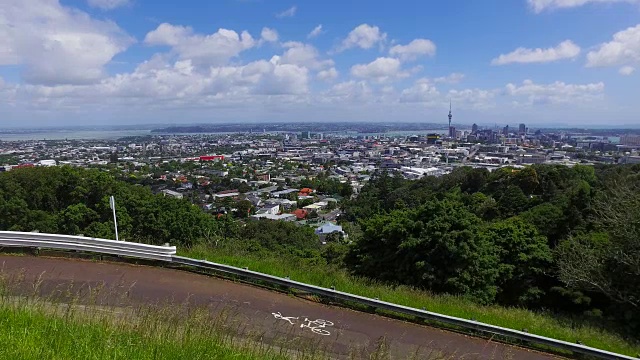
[293,209,308,220]
[214,189,240,200]
[256,204,280,216]
[314,222,347,240]
[251,213,296,221]
[256,173,271,182]
[245,194,263,207]
[299,188,314,197]
[161,189,183,199]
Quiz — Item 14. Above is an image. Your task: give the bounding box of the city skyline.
[1,0,639,127]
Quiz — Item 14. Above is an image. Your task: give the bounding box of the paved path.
[0,255,559,360]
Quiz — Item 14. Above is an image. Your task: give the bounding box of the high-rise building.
[519,123,526,135]
[502,125,509,136]
[621,134,640,146]
[426,133,441,144]
[472,123,478,133]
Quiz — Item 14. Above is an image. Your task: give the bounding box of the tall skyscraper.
[519,123,526,135]
[472,123,478,133]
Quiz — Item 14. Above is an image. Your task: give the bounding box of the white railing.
[0,231,636,360]
[0,231,175,261]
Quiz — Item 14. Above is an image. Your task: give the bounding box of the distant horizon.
[2,121,640,132]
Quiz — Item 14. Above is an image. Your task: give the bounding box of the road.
[322,209,342,221]
[0,255,558,360]
[462,145,480,164]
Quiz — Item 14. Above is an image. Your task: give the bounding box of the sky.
[0,0,639,128]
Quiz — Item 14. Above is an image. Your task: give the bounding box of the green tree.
[496,185,529,218]
[349,200,500,303]
[110,151,119,163]
[557,179,640,323]
[480,217,553,306]
[58,204,99,235]
[520,203,564,246]
[235,200,253,218]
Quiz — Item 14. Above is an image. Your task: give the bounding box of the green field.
[0,296,310,360]
[182,244,640,358]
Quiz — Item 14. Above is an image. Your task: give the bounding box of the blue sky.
[0,0,639,127]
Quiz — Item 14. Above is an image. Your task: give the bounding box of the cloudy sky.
[1,0,639,127]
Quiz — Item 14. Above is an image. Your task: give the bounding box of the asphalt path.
[322,209,342,221]
[0,255,559,360]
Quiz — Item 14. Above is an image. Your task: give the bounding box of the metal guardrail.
[171,256,638,360]
[0,231,176,262]
[0,231,636,360]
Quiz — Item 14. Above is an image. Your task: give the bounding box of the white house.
[256,204,280,215]
[161,189,183,199]
[251,213,296,221]
[38,160,57,167]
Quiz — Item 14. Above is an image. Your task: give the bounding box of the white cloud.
[400,80,440,103]
[276,6,297,18]
[308,25,324,39]
[504,79,605,105]
[9,56,310,108]
[144,23,256,67]
[317,68,338,81]
[586,24,640,68]
[0,0,133,85]
[254,60,309,95]
[326,81,372,102]
[0,2,621,127]
[261,27,279,42]
[399,78,495,109]
[350,57,407,81]
[448,89,497,110]
[491,40,581,65]
[389,39,436,61]
[434,73,465,84]
[399,73,465,103]
[619,66,636,75]
[278,42,334,70]
[87,0,130,10]
[527,0,640,12]
[339,24,387,51]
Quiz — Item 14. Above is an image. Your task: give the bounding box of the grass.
[0,271,342,360]
[0,270,484,360]
[181,244,640,358]
[0,263,321,360]
[0,301,294,360]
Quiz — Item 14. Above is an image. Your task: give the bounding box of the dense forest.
[0,165,638,337]
[343,164,640,334]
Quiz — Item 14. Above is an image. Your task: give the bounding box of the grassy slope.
[182,245,640,358]
[0,301,290,360]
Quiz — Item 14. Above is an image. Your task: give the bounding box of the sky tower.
[447,100,455,138]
